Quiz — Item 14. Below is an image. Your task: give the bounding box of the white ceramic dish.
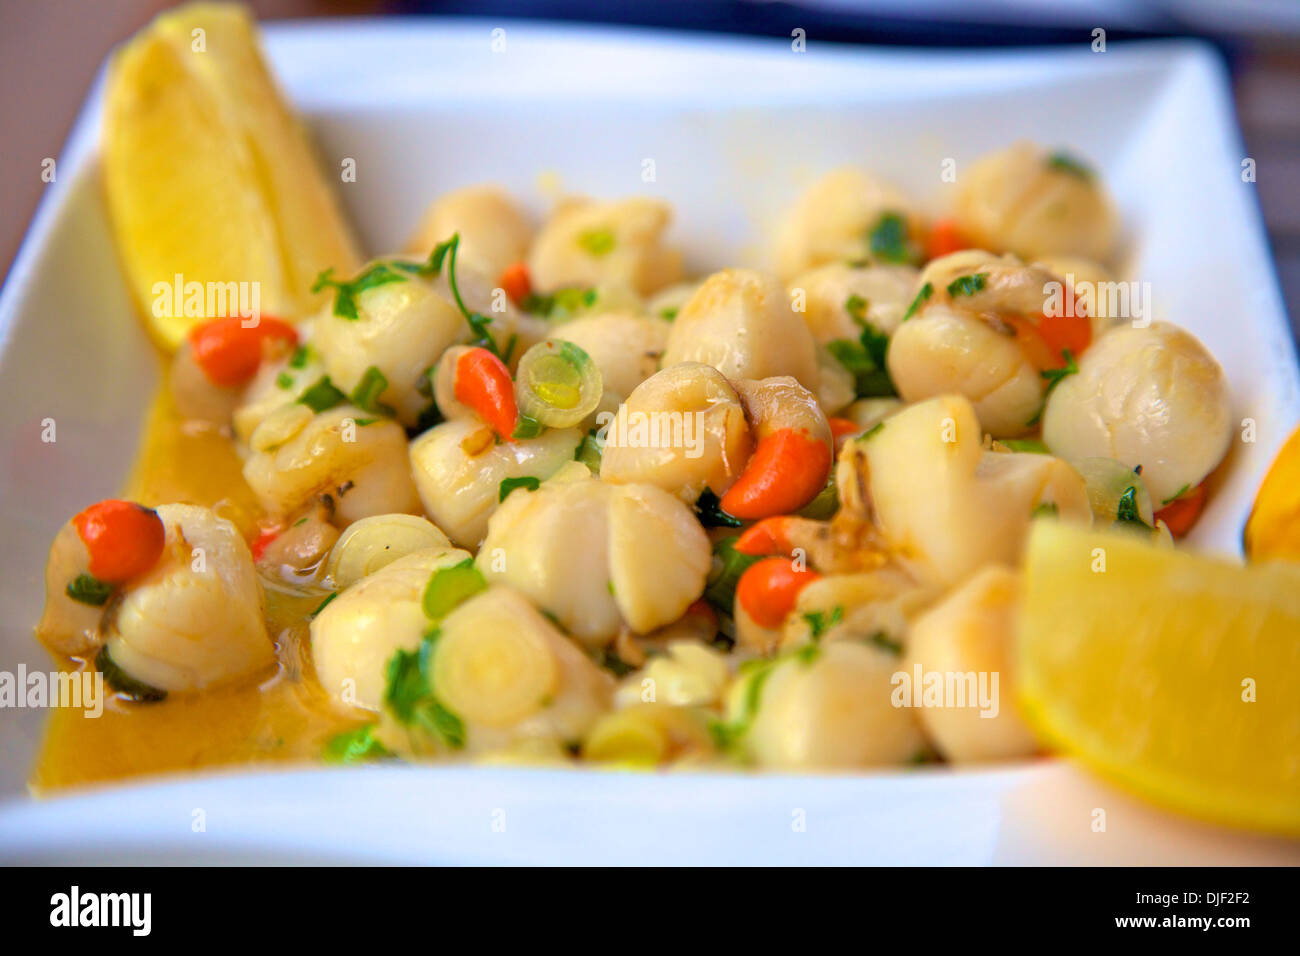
[0,20,1296,865]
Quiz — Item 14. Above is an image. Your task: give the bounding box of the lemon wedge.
[1245,423,1300,561]
[1016,520,1300,835]
[103,2,360,348]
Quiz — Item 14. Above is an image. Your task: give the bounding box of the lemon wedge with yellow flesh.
[1017,520,1300,835]
[103,2,360,349]
[1245,423,1300,561]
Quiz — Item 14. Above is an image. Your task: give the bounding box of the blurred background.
[3,0,1298,330]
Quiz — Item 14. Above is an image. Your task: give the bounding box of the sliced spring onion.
[422,558,487,620]
[513,339,602,428]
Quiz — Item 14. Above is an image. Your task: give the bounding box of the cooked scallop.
[599,362,752,502]
[788,261,919,343]
[954,142,1118,263]
[527,196,683,296]
[662,269,819,391]
[104,504,273,692]
[888,303,1043,438]
[775,167,921,280]
[408,418,582,548]
[310,546,472,710]
[732,641,925,769]
[478,464,710,645]
[404,184,533,280]
[903,565,1039,763]
[1041,322,1233,505]
[243,403,420,524]
[848,394,1090,587]
[551,311,669,414]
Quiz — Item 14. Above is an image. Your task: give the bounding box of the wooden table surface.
[2,1,1297,344]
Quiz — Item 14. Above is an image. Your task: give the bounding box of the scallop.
[477,464,710,646]
[774,167,922,280]
[404,184,533,280]
[787,261,919,343]
[598,362,752,503]
[527,196,683,297]
[551,311,669,414]
[887,303,1044,438]
[310,547,472,710]
[903,565,1039,762]
[954,141,1118,263]
[104,504,273,692]
[408,418,582,548]
[849,394,1090,587]
[1041,322,1232,505]
[243,403,421,524]
[662,269,820,392]
[732,641,925,770]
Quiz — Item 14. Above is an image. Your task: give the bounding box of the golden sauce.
[31,369,358,792]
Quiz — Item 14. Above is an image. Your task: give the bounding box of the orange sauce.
[31,370,358,792]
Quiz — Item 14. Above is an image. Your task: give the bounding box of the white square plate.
[1,20,1297,865]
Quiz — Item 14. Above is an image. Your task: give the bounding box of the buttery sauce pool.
[31,373,358,791]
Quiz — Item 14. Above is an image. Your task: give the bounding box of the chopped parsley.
[867,211,914,264]
[1115,486,1151,529]
[946,272,989,298]
[276,372,295,390]
[803,606,843,641]
[709,659,775,754]
[1047,151,1094,180]
[288,345,311,369]
[1001,438,1050,454]
[1162,484,1190,506]
[96,645,166,703]
[498,475,541,502]
[659,306,679,321]
[901,281,933,321]
[66,573,113,607]
[1027,349,1079,426]
[382,633,465,750]
[312,262,410,320]
[311,591,338,617]
[595,647,634,678]
[828,296,896,397]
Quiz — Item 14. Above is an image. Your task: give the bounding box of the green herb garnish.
[1031,502,1059,519]
[349,365,395,417]
[312,262,410,320]
[1047,151,1094,180]
[1001,438,1050,454]
[66,573,113,607]
[803,606,843,641]
[1162,484,1191,506]
[1027,349,1079,426]
[311,591,338,617]
[1115,486,1151,529]
[946,273,988,298]
[422,558,487,621]
[574,431,604,473]
[901,282,933,321]
[382,633,466,750]
[512,414,544,440]
[695,489,743,528]
[95,645,166,703]
[577,228,616,257]
[323,724,393,763]
[867,211,914,264]
[498,476,541,502]
[297,375,347,413]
